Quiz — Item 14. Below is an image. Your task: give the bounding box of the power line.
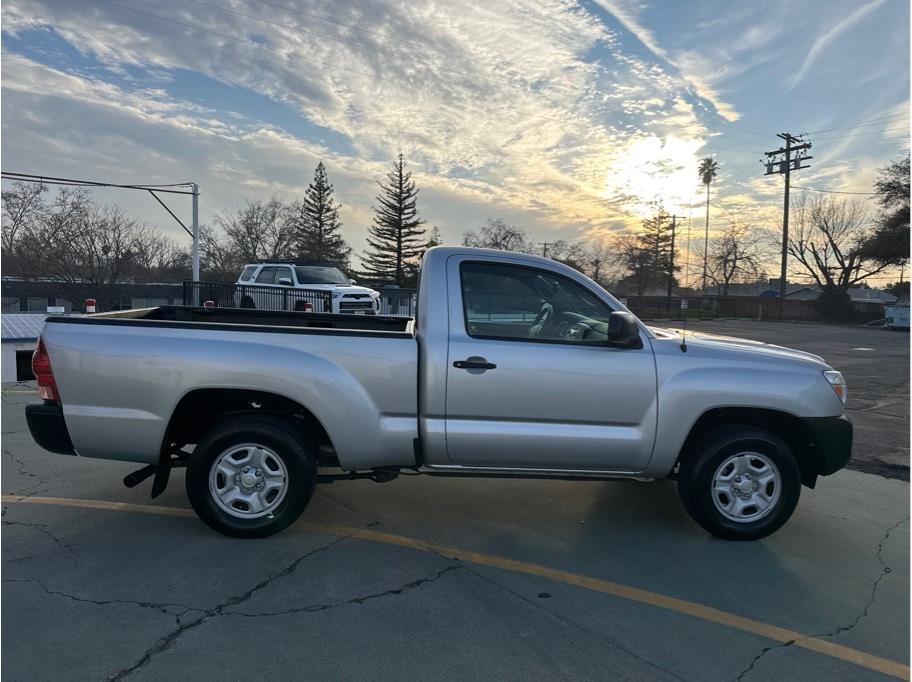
[1,172,195,195]
[710,134,770,148]
[811,126,909,142]
[713,120,777,140]
[709,147,768,155]
[805,111,910,135]
[791,185,876,195]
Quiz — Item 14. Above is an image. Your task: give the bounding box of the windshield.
[294,265,349,284]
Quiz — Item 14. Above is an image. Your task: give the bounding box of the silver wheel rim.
[208,443,289,519]
[711,451,781,523]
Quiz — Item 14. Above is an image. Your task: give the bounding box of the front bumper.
[802,415,853,476]
[26,403,77,455]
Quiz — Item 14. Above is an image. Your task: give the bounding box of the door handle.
[453,358,497,370]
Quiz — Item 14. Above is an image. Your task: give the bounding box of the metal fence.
[619,296,885,323]
[376,288,417,316]
[183,281,332,312]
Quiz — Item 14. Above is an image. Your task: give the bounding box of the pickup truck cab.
[236,260,381,314]
[26,247,852,540]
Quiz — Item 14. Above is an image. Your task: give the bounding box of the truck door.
[444,256,658,472]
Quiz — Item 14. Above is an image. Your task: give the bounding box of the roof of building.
[847,287,898,304]
[694,282,898,304]
[2,313,53,343]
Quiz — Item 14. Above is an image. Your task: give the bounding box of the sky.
[1,0,909,277]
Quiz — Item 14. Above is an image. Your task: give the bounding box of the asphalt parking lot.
[2,320,909,680]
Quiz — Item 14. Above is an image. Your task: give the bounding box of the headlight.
[823,370,847,404]
[331,292,343,299]
[369,290,381,298]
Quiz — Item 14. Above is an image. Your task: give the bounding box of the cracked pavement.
[2,385,909,680]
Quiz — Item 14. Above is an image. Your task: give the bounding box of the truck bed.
[41,305,419,468]
[53,305,414,336]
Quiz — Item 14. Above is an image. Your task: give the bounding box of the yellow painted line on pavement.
[3,494,909,680]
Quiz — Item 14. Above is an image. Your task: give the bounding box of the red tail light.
[303,302,313,312]
[31,338,60,402]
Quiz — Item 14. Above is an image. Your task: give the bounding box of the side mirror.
[277,277,293,286]
[349,279,357,285]
[607,311,642,348]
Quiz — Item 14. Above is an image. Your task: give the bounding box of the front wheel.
[677,426,801,541]
[186,415,316,538]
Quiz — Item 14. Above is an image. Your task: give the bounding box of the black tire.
[185,415,316,538]
[240,296,255,309]
[677,425,801,541]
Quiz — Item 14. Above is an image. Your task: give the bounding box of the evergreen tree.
[292,162,351,267]
[362,154,426,286]
[424,226,442,251]
[619,208,677,294]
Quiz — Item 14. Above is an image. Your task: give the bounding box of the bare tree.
[706,222,772,295]
[199,226,246,282]
[48,203,145,287]
[787,195,888,295]
[585,237,628,288]
[214,198,297,263]
[131,230,190,282]
[1,181,47,274]
[462,218,534,252]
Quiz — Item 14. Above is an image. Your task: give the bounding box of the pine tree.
[637,208,677,293]
[292,162,351,267]
[362,154,426,286]
[424,226,442,251]
[619,208,677,294]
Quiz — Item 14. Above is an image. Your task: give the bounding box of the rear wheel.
[240,296,255,309]
[677,426,801,540]
[185,415,316,538]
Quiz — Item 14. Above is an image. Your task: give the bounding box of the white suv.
[235,261,381,314]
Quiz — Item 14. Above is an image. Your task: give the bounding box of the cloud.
[786,0,887,92]
[2,0,721,252]
[589,0,741,121]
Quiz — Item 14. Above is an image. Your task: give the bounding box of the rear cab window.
[240,266,258,282]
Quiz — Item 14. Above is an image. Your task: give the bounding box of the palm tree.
[698,157,718,291]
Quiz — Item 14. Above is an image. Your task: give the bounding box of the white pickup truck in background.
[26,247,852,541]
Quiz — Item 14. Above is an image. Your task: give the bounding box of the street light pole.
[191,183,200,283]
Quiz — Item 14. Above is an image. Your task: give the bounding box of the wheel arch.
[677,407,823,488]
[160,388,337,467]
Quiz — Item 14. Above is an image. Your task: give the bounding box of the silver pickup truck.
[26,247,852,540]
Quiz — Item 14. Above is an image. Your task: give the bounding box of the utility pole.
[540,241,554,258]
[765,133,812,310]
[667,214,683,299]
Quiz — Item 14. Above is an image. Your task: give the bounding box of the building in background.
[1,313,49,382]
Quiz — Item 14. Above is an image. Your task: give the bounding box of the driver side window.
[460,261,614,344]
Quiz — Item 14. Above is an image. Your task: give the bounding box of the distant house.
[696,279,898,305]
